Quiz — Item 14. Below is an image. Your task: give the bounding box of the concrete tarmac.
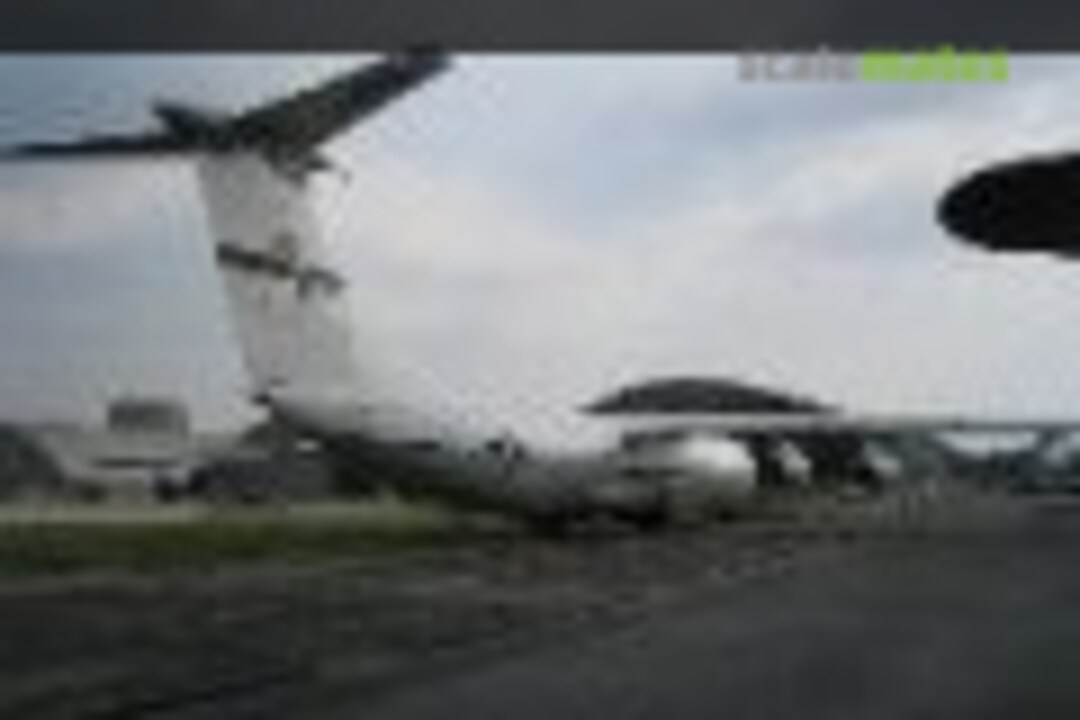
[350,499,1080,720]
[6,496,1080,719]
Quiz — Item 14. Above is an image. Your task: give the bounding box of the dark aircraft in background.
[5,50,1080,529]
[589,376,886,489]
[936,145,1080,495]
[584,376,1053,492]
[939,151,1080,256]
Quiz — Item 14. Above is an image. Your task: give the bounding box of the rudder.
[194,154,359,402]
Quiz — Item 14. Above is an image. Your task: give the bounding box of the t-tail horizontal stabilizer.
[1,46,449,170]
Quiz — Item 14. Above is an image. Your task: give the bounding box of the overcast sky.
[3,54,1080,446]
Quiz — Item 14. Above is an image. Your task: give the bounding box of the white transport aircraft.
[8,49,1080,529]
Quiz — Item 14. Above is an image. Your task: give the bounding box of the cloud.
[303,58,1080,445]
[6,55,1080,445]
[0,162,191,255]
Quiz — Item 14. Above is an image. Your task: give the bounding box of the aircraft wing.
[617,412,1080,438]
[2,47,449,163]
[3,131,188,159]
[230,46,449,151]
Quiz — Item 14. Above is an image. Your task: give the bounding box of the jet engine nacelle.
[616,434,758,522]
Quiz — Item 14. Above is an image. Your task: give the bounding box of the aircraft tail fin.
[0,48,450,419]
[196,154,359,403]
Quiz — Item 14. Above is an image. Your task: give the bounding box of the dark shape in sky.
[938,151,1080,255]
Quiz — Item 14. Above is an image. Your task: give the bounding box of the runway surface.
[4,496,1080,718]
[350,498,1080,720]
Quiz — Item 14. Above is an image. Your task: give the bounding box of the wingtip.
[395,43,452,74]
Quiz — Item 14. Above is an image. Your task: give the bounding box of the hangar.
[0,398,219,502]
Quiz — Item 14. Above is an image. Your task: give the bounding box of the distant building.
[0,397,339,504]
[107,397,191,436]
[0,397,231,502]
